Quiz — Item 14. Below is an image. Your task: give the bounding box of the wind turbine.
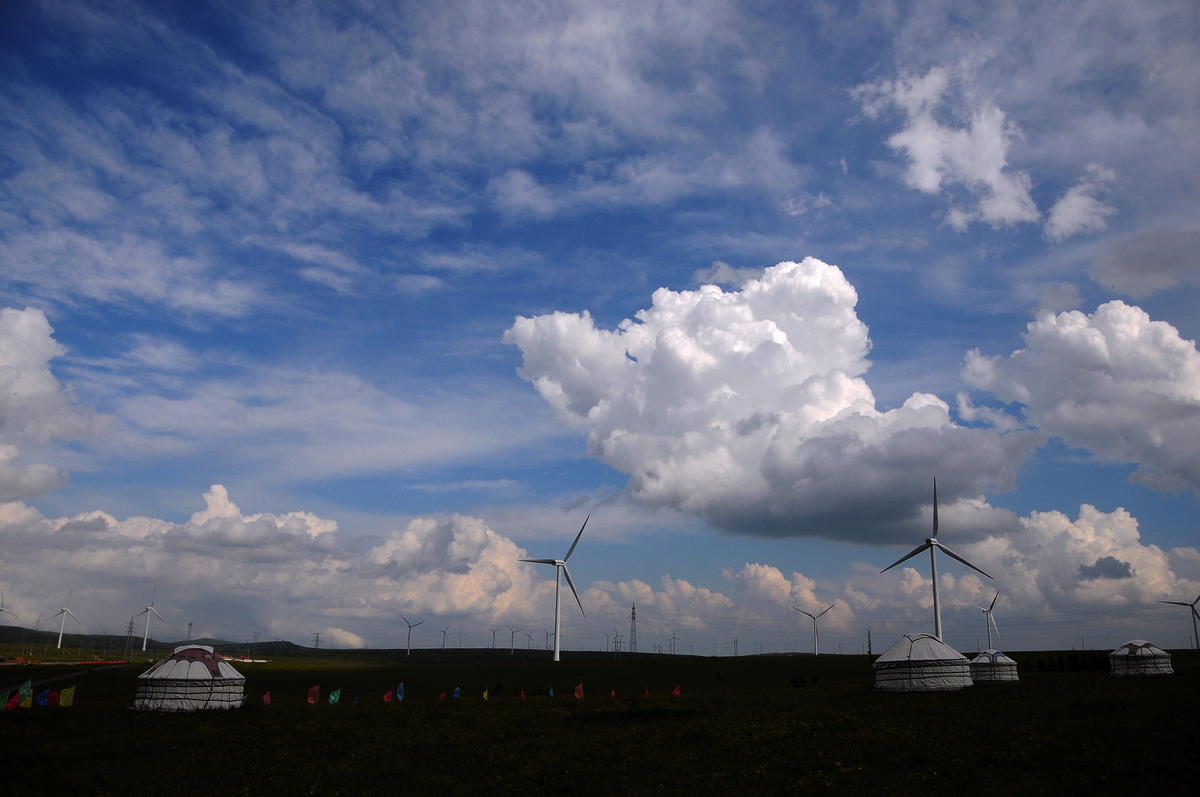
[881,478,992,641]
[508,625,520,655]
[400,615,424,656]
[793,602,835,655]
[439,626,449,649]
[135,585,165,652]
[52,590,80,649]
[519,515,588,662]
[0,589,17,622]
[669,630,680,655]
[1158,592,1200,650]
[490,628,500,648]
[977,590,1001,650]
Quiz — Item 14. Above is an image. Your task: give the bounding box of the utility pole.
[868,630,872,656]
[734,638,738,657]
[186,622,192,642]
[629,605,637,654]
[313,632,320,663]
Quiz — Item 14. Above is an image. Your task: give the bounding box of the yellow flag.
[482,688,488,701]
[19,696,32,709]
[59,686,75,707]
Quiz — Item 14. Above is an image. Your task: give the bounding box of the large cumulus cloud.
[505,258,1038,541]
[964,300,1200,495]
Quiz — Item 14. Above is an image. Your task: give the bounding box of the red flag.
[574,684,584,699]
[4,693,16,711]
[643,688,649,697]
[520,690,525,699]
[48,691,60,707]
[383,691,392,703]
[439,691,446,701]
[671,686,680,696]
[263,692,271,706]
[610,690,615,698]
[307,685,319,704]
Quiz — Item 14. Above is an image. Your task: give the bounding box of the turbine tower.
[400,615,424,656]
[793,602,835,655]
[507,625,520,655]
[135,585,165,652]
[519,515,588,662]
[977,590,1001,650]
[1158,592,1200,650]
[881,478,992,641]
[52,590,80,649]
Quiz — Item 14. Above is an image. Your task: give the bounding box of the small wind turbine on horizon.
[508,625,520,655]
[978,590,1001,650]
[1158,592,1200,650]
[793,602,836,656]
[135,585,165,652]
[519,515,588,662]
[490,628,500,648]
[52,590,81,649]
[0,589,17,622]
[400,615,424,656]
[881,478,992,641]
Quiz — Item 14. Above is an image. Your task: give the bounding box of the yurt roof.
[970,649,1017,665]
[875,633,967,664]
[1111,640,1169,657]
[139,645,244,680]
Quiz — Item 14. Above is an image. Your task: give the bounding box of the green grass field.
[2,646,1196,795]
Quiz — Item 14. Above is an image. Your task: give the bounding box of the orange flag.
[574,684,584,699]
[671,686,680,696]
[307,685,319,704]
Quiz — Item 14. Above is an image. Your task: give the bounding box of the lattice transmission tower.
[629,604,637,654]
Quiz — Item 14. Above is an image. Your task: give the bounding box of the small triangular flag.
[483,688,489,701]
[574,684,584,699]
[263,692,271,705]
[610,689,615,698]
[440,691,446,701]
[453,687,460,700]
[48,691,59,707]
[383,690,392,703]
[520,690,525,699]
[35,689,49,707]
[59,686,75,707]
[329,689,341,705]
[643,688,649,697]
[671,685,680,696]
[397,683,404,702]
[548,686,554,697]
[307,685,320,704]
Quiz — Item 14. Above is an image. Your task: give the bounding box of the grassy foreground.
[2,648,1196,795]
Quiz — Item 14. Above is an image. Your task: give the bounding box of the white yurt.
[1110,640,1173,676]
[874,633,973,691]
[969,650,1019,682]
[133,645,246,711]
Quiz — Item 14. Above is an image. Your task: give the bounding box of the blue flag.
[353,693,359,705]
[452,686,460,701]
[35,689,49,707]
[549,686,554,697]
[397,683,404,702]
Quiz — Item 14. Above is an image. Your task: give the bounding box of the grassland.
[1,645,1196,795]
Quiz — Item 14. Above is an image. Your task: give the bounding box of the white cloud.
[964,300,1200,494]
[1090,228,1200,298]
[506,259,1039,541]
[854,65,1040,230]
[1044,164,1117,241]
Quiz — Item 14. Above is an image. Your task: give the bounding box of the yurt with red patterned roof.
[133,645,246,710]
[1110,640,1173,676]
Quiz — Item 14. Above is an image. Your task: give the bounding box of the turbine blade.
[935,542,993,579]
[1159,600,1192,607]
[150,607,165,622]
[792,607,815,619]
[151,584,157,605]
[881,542,932,573]
[520,558,558,565]
[562,565,585,617]
[990,614,1000,638]
[66,608,80,624]
[932,477,939,538]
[564,515,589,561]
[816,602,836,618]
[989,590,999,611]
[413,621,425,628]
[52,609,66,618]
[135,607,150,617]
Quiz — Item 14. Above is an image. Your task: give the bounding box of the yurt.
[874,633,973,691]
[1110,640,1173,676]
[133,645,246,711]
[969,649,1019,682]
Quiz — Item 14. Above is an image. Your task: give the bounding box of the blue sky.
[2,0,1199,655]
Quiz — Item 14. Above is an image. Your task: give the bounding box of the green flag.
[19,680,31,701]
[329,688,341,705]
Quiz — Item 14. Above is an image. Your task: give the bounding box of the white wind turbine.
[1158,592,1200,650]
[881,478,992,641]
[400,615,424,656]
[793,602,835,656]
[978,590,1001,650]
[52,590,81,649]
[508,625,521,655]
[0,589,17,622]
[135,585,166,652]
[519,515,588,662]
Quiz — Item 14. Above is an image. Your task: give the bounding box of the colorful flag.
[519,690,525,699]
[548,686,554,697]
[383,691,392,703]
[610,690,615,698]
[263,692,271,706]
[439,691,446,701]
[308,685,320,704]
[574,684,584,699]
[643,688,649,698]
[671,686,681,696]
[482,689,488,701]
[35,689,49,707]
[397,683,404,702]
[329,689,341,705]
[452,687,460,701]
[241,694,248,706]
[48,691,59,707]
[353,694,359,705]
[59,686,75,707]
[19,680,31,702]
[19,695,31,709]
[3,692,13,711]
